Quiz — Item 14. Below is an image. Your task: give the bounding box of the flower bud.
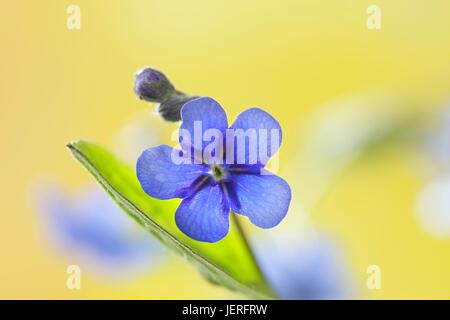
[134,67,175,103]
[157,94,199,122]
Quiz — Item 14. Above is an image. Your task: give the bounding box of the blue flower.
[137,97,292,242]
[36,183,165,279]
[254,234,353,300]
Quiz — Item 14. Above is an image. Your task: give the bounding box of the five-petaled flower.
[136,97,291,242]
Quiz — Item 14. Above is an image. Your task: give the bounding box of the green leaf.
[67,140,274,299]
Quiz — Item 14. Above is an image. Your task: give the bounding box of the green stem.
[231,213,278,299]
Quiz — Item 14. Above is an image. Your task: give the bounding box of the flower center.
[211,164,226,181]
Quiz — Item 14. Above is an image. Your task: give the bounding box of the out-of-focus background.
[1,0,450,299]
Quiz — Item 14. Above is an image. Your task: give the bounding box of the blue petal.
[175,184,230,242]
[229,108,282,166]
[34,183,165,278]
[229,173,291,228]
[137,145,208,200]
[180,97,228,153]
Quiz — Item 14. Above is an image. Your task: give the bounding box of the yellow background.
[1,0,450,299]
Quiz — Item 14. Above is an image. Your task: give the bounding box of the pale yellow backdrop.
[1,0,450,299]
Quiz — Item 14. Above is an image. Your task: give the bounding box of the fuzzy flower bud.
[157,94,199,122]
[134,67,175,103]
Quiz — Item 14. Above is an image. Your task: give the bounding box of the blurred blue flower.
[416,104,450,237]
[35,183,165,280]
[254,234,352,300]
[426,105,450,171]
[137,97,291,243]
[134,67,175,103]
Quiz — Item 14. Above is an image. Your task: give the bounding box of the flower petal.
[180,97,228,152]
[229,173,291,228]
[137,145,208,200]
[175,184,230,242]
[229,108,282,166]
